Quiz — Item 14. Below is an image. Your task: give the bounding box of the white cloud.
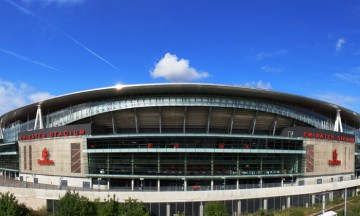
[0,80,54,115]
[254,49,288,61]
[242,80,272,90]
[336,38,346,52]
[260,66,283,73]
[334,67,360,85]
[150,53,209,82]
[334,73,360,84]
[29,92,54,103]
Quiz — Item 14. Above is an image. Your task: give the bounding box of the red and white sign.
[38,148,55,165]
[328,149,341,165]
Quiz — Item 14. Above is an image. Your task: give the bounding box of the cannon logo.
[328,149,341,165]
[38,148,55,165]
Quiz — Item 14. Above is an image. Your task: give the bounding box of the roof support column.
[134,109,139,134]
[270,115,278,136]
[111,112,117,134]
[0,127,3,140]
[159,107,162,133]
[34,104,44,130]
[229,108,236,134]
[206,107,212,133]
[251,111,258,135]
[334,109,343,133]
[183,107,187,133]
[0,119,3,139]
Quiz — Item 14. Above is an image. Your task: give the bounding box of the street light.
[140,178,144,191]
[98,169,105,191]
[181,177,186,191]
[221,177,226,190]
[59,177,63,190]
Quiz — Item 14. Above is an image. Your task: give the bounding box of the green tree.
[119,198,149,216]
[97,194,121,216]
[204,202,228,216]
[0,192,30,216]
[55,191,96,216]
[287,208,305,216]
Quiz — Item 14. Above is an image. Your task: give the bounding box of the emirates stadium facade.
[0,83,360,215]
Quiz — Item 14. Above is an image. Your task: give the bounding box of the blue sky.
[1,0,360,115]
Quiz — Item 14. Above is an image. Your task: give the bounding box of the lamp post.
[59,177,63,190]
[221,177,226,190]
[140,178,144,191]
[98,169,105,191]
[181,177,186,191]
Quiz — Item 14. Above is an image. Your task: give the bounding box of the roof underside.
[1,83,360,127]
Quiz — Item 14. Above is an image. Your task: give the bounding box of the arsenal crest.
[38,148,55,165]
[328,149,341,165]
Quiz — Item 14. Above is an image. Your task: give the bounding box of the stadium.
[0,83,359,215]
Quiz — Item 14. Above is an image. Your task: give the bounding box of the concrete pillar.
[199,202,204,216]
[281,178,284,187]
[211,180,214,191]
[166,203,170,216]
[236,179,239,190]
[237,200,241,216]
[184,179,187,191]
[263,198,268,210]
[131,179,134,191]
[329,192,334,201]
[286,196,291,208]
[312,195,316,205]
[157,179,160,192]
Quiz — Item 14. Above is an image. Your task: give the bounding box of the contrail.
[5,0,121,71]
[0,48,61,72]
[62,32,121,71]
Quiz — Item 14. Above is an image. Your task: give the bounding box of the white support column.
[312,195,316,205]
[134,109,139,133]
[333,109,343,132]
[329,191,334,201]
[166,203,170,216]
[263,198,268,210]
[211,180,214,190]
[237,200,241,216]
[0,118,3,139]
[34,104,44,130]
[286,196,291,209]
[322,193,326,215]
[131,179,134,191]
[236,179,239,190]
[199,202,204,216]
[157,179,160,192]
[0,126,3,140]
[184,179,187,191]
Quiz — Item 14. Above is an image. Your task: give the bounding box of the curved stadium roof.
[1,83,360,128]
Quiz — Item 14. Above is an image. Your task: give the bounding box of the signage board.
[19,124,91,141]
[282,126,355,143]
